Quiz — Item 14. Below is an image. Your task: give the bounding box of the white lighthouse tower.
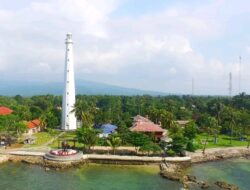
[61,33,77,130]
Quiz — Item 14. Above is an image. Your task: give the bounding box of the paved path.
[42,131,65,147]
[1,150,191,163]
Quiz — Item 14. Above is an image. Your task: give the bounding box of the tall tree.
[76,127,99,152]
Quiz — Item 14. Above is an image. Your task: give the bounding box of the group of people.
[61,140,75,151]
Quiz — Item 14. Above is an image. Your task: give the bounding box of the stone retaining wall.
[1,151,192,167]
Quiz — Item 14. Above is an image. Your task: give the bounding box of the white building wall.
[61,33,77,130]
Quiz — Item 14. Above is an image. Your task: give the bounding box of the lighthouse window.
[67,70,69,72]
[67,115,68,117]
[67,48,69,51]
[67,92,69,95]
[67,81,69,83]
[67,59,69,61]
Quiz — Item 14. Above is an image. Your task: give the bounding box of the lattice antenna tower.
[239,56,242,93]
[192,78,194,96]
[229,72,232,97]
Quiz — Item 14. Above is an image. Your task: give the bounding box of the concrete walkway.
[1,150,191,163]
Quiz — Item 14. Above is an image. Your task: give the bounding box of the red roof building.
[0,106,13,115]
[27,119,41,129]
[26,119,41,135]
[129,115,164,140]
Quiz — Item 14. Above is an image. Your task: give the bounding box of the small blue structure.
[95,124,118,138]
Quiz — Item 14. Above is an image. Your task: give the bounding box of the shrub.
[186,141,196,152]
[139,142,162,155]
[166,149,176,157]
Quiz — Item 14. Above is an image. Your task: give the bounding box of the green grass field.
[24,131,249,150]
[194,133,248,149]
[23,131,60,147]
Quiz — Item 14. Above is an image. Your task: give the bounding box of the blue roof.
[95,124,117,134]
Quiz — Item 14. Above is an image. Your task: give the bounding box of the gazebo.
[56,137,78,149]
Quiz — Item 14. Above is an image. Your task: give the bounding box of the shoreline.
[1,147,249,189]
[0,146,249,167]
[188,146,250,164]
[160,147,250,190]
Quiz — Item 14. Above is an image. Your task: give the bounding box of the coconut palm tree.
[107,136,122,155]
[228,108,236,145]
[76,127,99,153]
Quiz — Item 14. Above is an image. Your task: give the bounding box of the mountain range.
[0,80,168,96]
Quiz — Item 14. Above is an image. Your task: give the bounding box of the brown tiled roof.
[130,115,164,132]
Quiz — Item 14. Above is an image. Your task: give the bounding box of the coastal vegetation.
[0,94,250,155]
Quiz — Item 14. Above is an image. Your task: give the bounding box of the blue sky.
[0,0,250,95]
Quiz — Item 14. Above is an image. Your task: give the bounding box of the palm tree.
[107,136,122,155]
[213,102,224,125]
[40,114,48,129]
[76,127,99,153]
[228,108,236,145]
[14,121,27,137]
[160,110,176,129]
[72,100,98,127]
[246,126,250,148]
[201,116,215,154]
[209,117,220,144]
[201,126,211,155]
[81,111,94,127]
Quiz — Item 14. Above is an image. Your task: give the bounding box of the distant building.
[26,119,41,135]
[129,115,164,140]
[95,123,118,138]
[175,120,190,127]
[0,106,13,116]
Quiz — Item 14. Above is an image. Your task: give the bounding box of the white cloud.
[246,46,250,54]
[0,0,249,95]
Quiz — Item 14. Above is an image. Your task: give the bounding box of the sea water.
[187,158,250,190]
[0,163,180,190]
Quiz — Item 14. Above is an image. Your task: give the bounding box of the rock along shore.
[160,147,250,190]
[188,146,250,163]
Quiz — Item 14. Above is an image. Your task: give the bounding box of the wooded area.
[0,93,250,155]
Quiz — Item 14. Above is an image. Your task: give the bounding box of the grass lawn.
[23,131,60,147]
[195,133,248,149]
[49,131,83,149]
